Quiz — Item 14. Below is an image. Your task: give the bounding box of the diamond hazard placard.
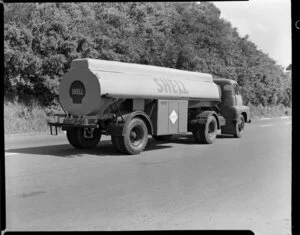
[169,110,178,124]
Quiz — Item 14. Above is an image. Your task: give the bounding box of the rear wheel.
[111,135,117,147]
[111,135,126,153]
[67,128,81,148]
[193,115,218,144]
[117,118,148,155]
[152,135,172,142]
[67,128,101,149]
[233,115,245,138]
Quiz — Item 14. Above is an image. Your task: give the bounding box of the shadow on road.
[6,139,172,157]
[5,134,234,157]
[164,134,198,145]
[216,134,234,139]
[160,134,235,144]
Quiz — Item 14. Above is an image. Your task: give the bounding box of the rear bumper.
[48,122,99,135]
[47,114,99,135]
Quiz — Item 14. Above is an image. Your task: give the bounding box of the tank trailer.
[48,59,251,154]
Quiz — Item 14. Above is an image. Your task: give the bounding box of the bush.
[249,103,291,120]
[4,3,291,107]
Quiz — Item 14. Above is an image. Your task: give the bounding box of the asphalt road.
[4,117,291,234]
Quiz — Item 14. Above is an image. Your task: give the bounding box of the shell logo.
[69,80,86,104]
[153,78,189,95]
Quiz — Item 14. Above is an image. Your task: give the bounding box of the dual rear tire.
[67,128,101,149]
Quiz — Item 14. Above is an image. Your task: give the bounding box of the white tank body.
[59,58,221,116]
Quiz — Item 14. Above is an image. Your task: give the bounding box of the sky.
[213,0,291,69]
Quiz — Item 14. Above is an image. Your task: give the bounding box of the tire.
[193,115,218,144]
[117,118,148,155]
[152,135,172,142]
[66,128,81,148]
[233,115,245,138]
[111,135,126,153]
[67,128,101,149]
[111,135,117,147]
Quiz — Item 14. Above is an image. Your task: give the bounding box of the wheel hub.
[208,122,216,134]
[130,126,144,146]
[239,119,245,131]
[130,131,137,139]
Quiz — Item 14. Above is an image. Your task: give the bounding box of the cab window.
[234,84,240,95]
[234,84,243,106]
[217,85,222,99]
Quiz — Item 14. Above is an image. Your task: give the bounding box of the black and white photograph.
[3,1,292,234]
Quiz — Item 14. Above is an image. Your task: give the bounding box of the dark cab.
[213,78,251,138]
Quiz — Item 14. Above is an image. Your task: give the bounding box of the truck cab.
[213,78,251,137]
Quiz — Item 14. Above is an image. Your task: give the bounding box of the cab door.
[216,83,236,122]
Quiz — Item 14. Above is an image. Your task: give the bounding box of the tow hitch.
[84,128,94,139]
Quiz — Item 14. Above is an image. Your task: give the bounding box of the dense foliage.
[4,2,291,107]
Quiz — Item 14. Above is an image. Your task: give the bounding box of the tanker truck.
[48,58,251,155]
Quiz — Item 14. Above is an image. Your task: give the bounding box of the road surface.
[4,117,291,234]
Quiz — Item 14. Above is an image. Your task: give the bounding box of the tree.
[4,2,291,107]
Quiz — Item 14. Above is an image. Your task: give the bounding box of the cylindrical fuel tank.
[59,58,221,116]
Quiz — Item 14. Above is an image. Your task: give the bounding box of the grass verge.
[249,103,291,120]
[4,101,63,135]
